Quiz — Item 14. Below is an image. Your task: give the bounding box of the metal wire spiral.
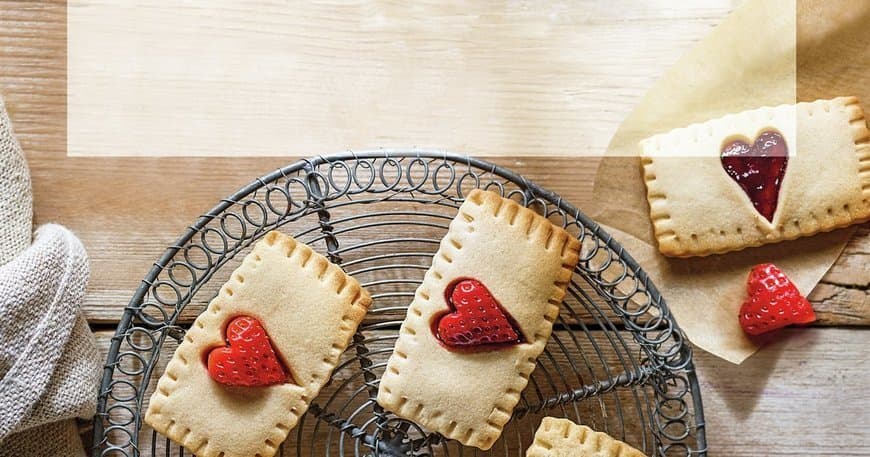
[92,151,707,457]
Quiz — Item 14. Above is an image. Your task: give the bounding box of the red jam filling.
[432,278,524,351]
[720,130,788,222]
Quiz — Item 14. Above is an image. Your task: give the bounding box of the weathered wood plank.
[44,156,600,324]
[87,328,870,456]
[65,0,735,158]
[1,0,866,327]
[696,328,870,456]
[809,224,870,326]
[78,218,870,327]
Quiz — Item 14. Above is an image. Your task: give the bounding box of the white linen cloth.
[0,96,100,456]
[0,96,31,265]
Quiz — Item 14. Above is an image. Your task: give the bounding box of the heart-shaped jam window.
[206,316,290,387]
[433,278,524,350]
[720,130,788,222]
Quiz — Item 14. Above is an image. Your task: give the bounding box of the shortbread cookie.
[145,231,371,457]
[376,189,581,449]
[640,97,870,257]
[526,417,646,457]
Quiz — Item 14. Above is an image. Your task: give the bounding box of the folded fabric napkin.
[0,96,100,457]
[0,96,31,265]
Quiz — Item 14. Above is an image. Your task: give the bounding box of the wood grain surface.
[1,0,868,455]
[90,328,870,456]
[65,0,736,157]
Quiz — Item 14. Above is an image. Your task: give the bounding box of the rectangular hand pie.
[376,189,581,449]
[640,97,870,257]
[145,231,371,457]
[526,417,646,457]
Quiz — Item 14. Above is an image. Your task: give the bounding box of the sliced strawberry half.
[434,278,524,349]
[739,263,816,336]
[206,316,288,387]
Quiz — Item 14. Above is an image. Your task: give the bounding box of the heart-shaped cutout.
[720,130,788,222]
[434,278,524,350]
[206,316,290,387]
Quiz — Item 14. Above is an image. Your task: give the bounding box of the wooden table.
[1,1,867,455]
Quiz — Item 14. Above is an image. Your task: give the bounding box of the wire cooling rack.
[92,151,706,457]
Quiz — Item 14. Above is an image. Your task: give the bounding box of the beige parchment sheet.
[590,0,870,364]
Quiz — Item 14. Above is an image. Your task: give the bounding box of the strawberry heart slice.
[434,278,524,349]
[207,316,289,387]
[720,130,788,222]
[739,263,816,336]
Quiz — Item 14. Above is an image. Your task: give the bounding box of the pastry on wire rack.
[526,417,646,457]
[144,231,371,457]
[377,189,581,449]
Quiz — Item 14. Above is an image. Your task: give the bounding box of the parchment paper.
[590,0,870,364]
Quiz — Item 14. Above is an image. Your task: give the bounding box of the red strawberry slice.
[739,263,816,336]
[434,278,524,349]
[207,316,288,387]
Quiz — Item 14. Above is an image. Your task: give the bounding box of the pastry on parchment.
[376,189,581,450]
[640,97,870,257]
[144,231,371,457]
[526,417,646,457]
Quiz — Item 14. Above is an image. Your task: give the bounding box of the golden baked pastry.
[640,97,870,257]
[377,189,581,449]
[526,417,646,457]
[144,231,371,457]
